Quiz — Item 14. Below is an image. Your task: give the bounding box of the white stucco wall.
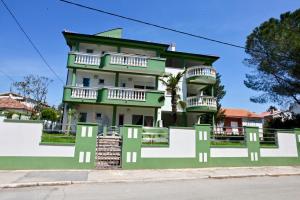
[75,70,115,88]
[118,74,155,89]
[79,43,118,54]
[141,128,196,158]
[260,132,298,157]
[210,148,248,158]
[0,121,75,157]
[159,67,186,112]
[116,107,155,126]
[76,104,113,126]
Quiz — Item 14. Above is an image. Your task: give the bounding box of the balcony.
[186,66,216,84]
[63,86,164,107]
[101,53,165,75]
[67,52,166,75]
[186,96,217,112]
[67,52,101,69]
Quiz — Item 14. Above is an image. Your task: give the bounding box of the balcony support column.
[154,108,158,127]
[112,105,117,126]
[115,72,119,87]
[211,85,214,96]
[155,76,158,90]
[71,69,76,86]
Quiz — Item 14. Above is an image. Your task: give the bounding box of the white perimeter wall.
[0,121,75,157]
[141,128,195,158]
[260,132,298,157]
[210,148,248,158]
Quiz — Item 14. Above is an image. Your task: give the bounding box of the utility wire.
[0,69,15,82]
[59,0,246,50]
[1,0,64,84]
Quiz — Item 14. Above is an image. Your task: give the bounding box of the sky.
[1,0,299,113]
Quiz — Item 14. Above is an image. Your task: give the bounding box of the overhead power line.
[0,69,15,82]
[59,0,246,50]
[1,0,64,84]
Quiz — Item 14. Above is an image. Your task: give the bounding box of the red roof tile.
[222,108,262,119]
[0,97,32,111]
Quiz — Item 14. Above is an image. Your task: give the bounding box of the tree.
[66,107,77,135]
[214,73,226,125]
[13,75,53,114]
[40,108,58,122]
[244,9,300,105]
[160,71,186,125]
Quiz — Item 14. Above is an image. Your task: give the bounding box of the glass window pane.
[132,115,143,125]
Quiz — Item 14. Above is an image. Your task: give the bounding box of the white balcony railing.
[74,52,101,66]
[108,87,146,101]
[186,96,217,108]
[186,66,216,78]
[71,87,97,99]
[109,53,148,67]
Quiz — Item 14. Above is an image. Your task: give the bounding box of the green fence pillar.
[295,128,300,157]
[195,124,211,166]
[245,126,260,163]
[121,125,142,169]
[75,123,98,169]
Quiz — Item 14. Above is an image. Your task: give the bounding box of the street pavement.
[1,166,300,188]
[1,176,300,200]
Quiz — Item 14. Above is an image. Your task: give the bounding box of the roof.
[0,92,23,98]
[63,31,170,50]
[63,30,220,64]
[222,108,262,119]
[161,50,219,63]
[0,97,32,111]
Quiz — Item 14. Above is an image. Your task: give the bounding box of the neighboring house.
[289,102,300,115]
[0,97,32,119]
[0,92,48,111]
[61,28,218,130]
[260,109,293,123]
[217,108,263,135]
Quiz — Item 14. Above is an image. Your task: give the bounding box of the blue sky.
[1,0,299,112]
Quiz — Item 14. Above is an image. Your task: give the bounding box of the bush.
[40,108,58,122]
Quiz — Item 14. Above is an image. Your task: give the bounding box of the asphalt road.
[0,176,299,200]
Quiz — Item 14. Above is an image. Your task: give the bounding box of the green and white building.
[62,28,218,130]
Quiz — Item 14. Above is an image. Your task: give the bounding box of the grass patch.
[260,143,278,148]
[142,143,169,147]
[41,133,76,144]
[211,141,246,147]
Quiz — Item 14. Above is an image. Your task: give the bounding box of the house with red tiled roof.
[0,93,33,119]
[217,108,263,135]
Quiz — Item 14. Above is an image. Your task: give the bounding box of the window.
[144,116,153,127]
[145,86,155,90]
[95,113,102,120]
[98,79,104,85]
[121,83,126,87]
[86,49,94,54]
[132,115,143,125]
[134,85,144,89]
[82,78,90,87]
[79,113,87,122]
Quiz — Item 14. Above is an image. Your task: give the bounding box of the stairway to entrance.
[96,136,122,169]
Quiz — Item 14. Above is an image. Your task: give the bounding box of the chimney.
[169,43,176,51]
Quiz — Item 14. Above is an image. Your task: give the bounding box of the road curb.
[1,173,300,189]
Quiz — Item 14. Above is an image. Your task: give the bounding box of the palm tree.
[160,70,186,125]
